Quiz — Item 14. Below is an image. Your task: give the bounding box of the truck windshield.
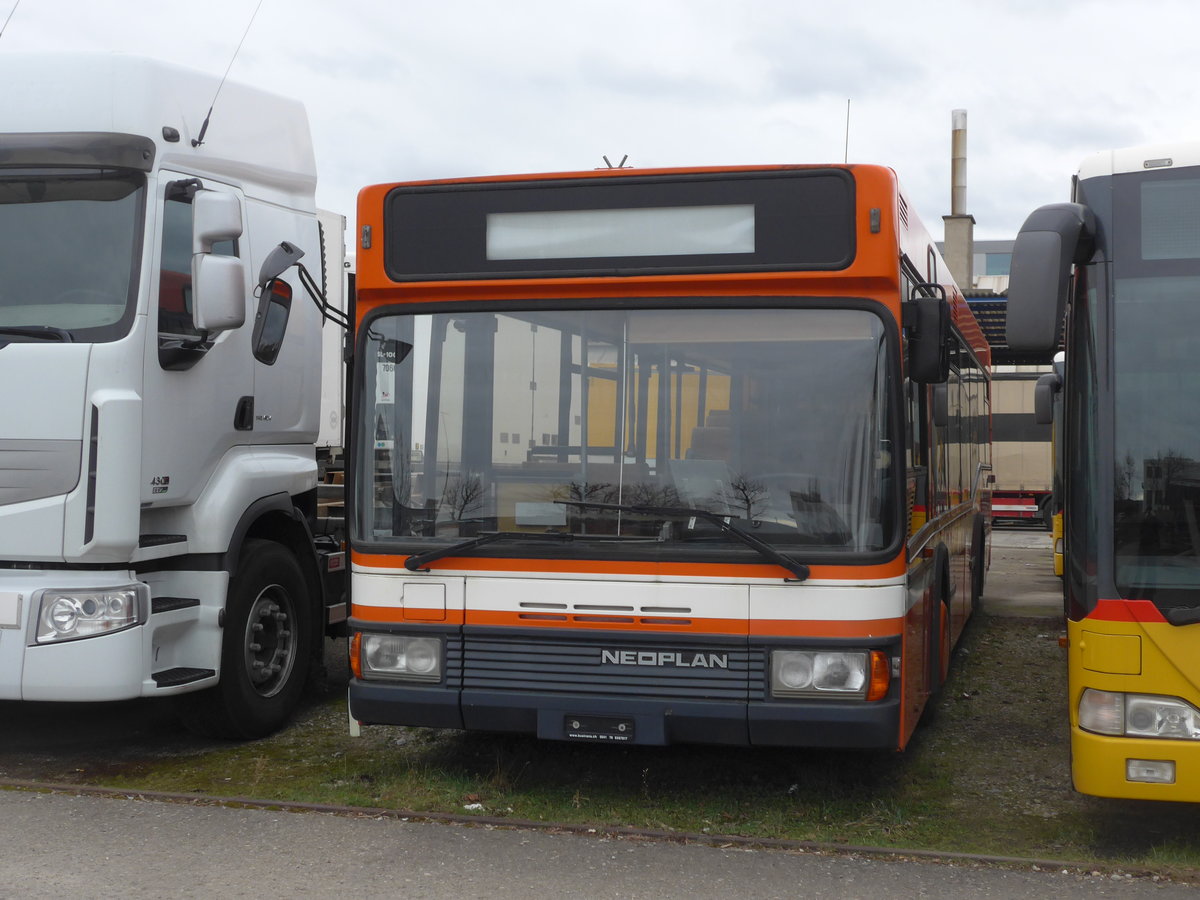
[355,305,899,561]
[0,168,144,343]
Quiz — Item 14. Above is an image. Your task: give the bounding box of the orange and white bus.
[348,164,991,749]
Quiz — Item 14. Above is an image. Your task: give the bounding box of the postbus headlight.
[1079,688,1200,740]
[771,650,869,698]
[35,587,142,644]
[360,634,442,682]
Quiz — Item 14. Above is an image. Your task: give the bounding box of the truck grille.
[0,439,81,507]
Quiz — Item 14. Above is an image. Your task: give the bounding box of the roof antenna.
[0,0,23,41]
[192,0,266,147]
[844,99,851,164]
[601,155,630,169]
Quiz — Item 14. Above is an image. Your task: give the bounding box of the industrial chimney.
[942,108,975,289]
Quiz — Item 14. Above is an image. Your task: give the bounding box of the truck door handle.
[235,396,255,431]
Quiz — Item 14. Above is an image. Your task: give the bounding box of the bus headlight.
[35,586,142,644]
[360,634,442,682]
[1079,688,1200,740]
[771,650,868,698]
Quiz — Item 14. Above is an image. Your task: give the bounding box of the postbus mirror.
[907,291,951,384]
[1007,203,1095,353]
[1034,371,1061,426]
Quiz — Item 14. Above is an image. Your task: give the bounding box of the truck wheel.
[179,540,312,739]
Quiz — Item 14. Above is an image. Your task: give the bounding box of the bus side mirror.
[191,191,246,333]
[1007,203,1094,353]
[1034,371,1061,425]
[906,290,951,384]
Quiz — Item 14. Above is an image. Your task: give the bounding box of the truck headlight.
[771,650,869,698]
[1079,688,1200,740]
[360,634,442,682]
[35,586,142,644]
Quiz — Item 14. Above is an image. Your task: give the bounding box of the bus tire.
[179,540,312,739]
[929,550,952,697]
[970,516,987,609]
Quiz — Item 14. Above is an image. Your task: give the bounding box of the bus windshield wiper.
[0,325,74,343]
[555,500,810,582]
[404,530,575,572]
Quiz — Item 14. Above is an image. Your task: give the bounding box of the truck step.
[139,534,186,548]
[151,596,200,614]
[152,667,215,688]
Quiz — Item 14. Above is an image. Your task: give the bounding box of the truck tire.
[179,539,312,739]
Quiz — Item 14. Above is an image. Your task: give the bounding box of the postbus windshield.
[0,168,144,343]
[1111,173,1200,606]
[356,304,899,558]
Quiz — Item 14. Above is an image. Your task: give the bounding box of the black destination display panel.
[383,169,856,281]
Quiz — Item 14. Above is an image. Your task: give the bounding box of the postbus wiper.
[1165,606,1200,627]
[404,530,575,572]
[555,500,810,582]
[0,325,74,343]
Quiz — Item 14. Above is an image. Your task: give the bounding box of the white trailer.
[0,53,346,738]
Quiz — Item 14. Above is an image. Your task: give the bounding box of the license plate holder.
[564,714,635,743]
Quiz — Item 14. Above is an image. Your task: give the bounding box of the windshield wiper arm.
[0,325,74,343]
[1165,606,1200,626]
[555,500,810,582]
[405,530,575,572]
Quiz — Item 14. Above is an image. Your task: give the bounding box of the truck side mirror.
[1006,203,1095,352]
[259,241,305,289]
[252,278,293,365]
[192,191,247,333]
[906,288,951,384]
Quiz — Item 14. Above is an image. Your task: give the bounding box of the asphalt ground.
[983,526,1062,620]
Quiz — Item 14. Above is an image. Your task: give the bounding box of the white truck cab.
[0,53,345,737]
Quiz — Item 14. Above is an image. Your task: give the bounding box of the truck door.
[141,176,253,508]
[244,209,323,448]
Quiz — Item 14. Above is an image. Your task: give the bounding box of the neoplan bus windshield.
[355,304,899,563]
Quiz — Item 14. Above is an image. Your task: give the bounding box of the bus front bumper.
[1071,727,1200,801]
[349,681,901,748]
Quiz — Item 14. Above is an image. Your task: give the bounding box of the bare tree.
[442,474,486,521]
[721,473,769,520]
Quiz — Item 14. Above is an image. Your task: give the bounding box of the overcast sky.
[2,0,1193,241]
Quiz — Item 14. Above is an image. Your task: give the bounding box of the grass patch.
[6,613,1200,876]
